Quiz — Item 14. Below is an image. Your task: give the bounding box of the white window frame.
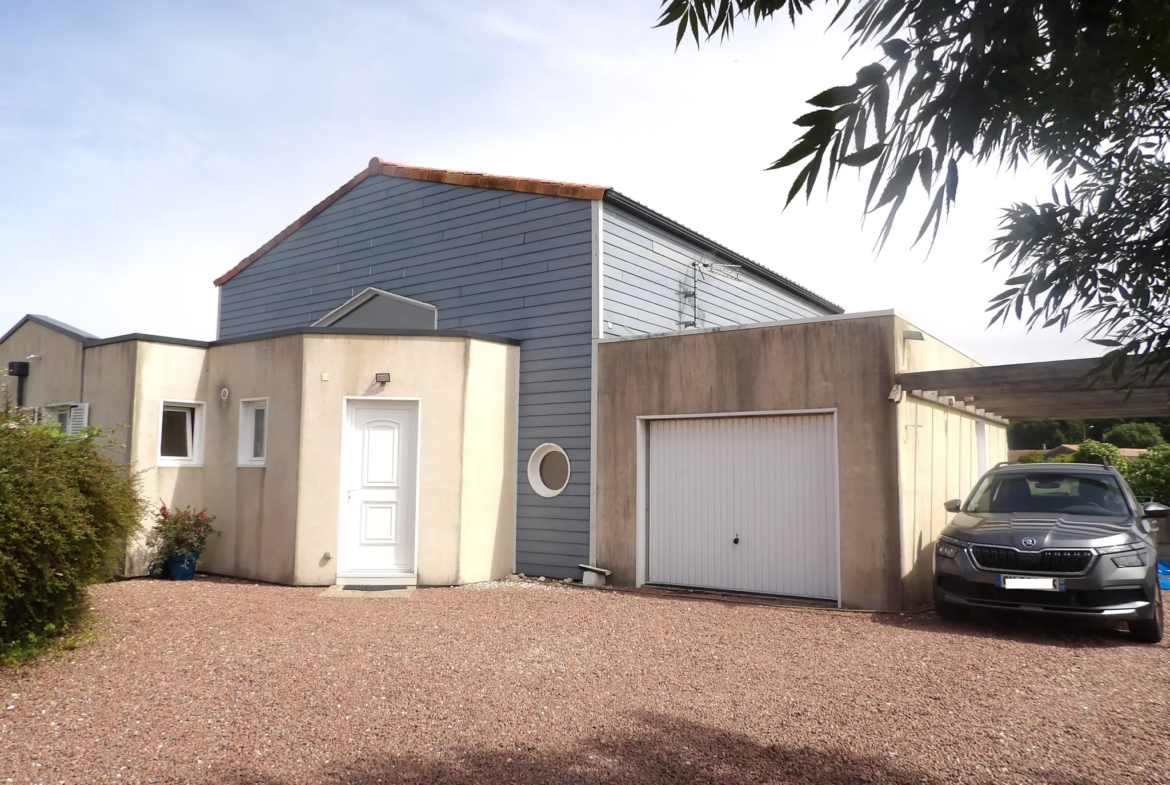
[238,397,269,467]
[527,442,571,498]
[157,400,205,468]
[42,402,89,435]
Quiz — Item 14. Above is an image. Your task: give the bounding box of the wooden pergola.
[895,358,1170,421]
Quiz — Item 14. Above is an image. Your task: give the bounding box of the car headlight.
[1111,552,1147,568]
[936,537,965,559]
[1097,542,1142,554]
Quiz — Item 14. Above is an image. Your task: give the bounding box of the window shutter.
[67,403,89,435]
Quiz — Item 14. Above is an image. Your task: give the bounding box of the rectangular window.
[43,403,89,435]
[159,401,204,467]
[238,398,268,467]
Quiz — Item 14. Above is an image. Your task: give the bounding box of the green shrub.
[1014,452,1047,463]
[1103,421,1164,449]
[1070,440,1127,471]
[1125,444,1170,504]
[0,408,145,657]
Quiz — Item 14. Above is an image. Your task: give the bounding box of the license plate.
[997,575,1064,591]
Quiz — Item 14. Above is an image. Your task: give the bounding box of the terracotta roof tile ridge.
[370,158,609,200]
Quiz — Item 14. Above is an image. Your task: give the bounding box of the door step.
[319,585,415,600]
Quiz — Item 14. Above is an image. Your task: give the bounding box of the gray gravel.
[1,576,1167,785]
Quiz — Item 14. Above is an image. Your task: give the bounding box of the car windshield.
[966,471,1130,516]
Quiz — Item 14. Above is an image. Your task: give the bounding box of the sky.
[0,0,1095,364]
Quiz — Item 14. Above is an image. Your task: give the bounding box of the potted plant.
[146,504,218,581]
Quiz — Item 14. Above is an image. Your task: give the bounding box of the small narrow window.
[159,401,204,466]
[238,398,268,467]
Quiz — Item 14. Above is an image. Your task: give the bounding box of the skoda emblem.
[1021,537,1037,548]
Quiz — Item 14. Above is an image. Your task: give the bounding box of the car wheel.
[934,585,969,622]
[1128,584,1164,644]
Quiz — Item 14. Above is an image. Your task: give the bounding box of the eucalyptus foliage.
[657,0,1170,376]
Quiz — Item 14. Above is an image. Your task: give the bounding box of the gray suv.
[934,462,1165,643]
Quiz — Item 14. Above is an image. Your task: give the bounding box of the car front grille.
[970,546,1094,574]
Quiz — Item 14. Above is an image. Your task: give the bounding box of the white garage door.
[647,414,839,601]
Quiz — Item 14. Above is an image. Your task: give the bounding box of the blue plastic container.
[166,552,200,581]
[1158,559,1170,591]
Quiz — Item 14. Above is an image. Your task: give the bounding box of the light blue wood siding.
[218,175,593,578]
[601,204,833,337]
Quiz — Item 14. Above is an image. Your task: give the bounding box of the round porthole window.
[528,443,571,498]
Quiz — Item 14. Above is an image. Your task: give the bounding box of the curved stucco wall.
[294,334,518,586]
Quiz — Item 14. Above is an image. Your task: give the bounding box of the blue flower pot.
[166,552,200,581]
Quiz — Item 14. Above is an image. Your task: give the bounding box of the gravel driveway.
[1,577,1167,785]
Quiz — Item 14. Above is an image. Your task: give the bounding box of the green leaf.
[945,159,958,210]
[854,63,886,87]
[917,149,932,193]
[838,143,885,166]
[880,39,908,58]
[793,109,838,127]
[808,85,861,108]
[786,163,810,207]
[873,154,918,210]
[872,81,889,139]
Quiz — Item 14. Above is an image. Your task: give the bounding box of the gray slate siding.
[601,204,832,337]
[218,175,593,578]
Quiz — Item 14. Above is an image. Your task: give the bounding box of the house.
[1,314,517,584]
[1,158,1008,610]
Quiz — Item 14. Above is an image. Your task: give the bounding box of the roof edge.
[83,326,520,349]
[0,314,98,347]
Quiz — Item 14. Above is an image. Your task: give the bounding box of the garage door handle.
[733,535,740,544]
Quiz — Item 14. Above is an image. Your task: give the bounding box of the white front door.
[338,400,418,579]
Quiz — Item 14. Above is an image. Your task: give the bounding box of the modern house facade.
[1,158,1012,610]
[0,315,518,585]
[212,158,841,580]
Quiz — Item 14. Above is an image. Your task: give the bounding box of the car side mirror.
[1142,501,1170,518]
[943,499,962,513]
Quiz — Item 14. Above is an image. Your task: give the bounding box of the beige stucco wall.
[199,335,304,585]
[596,314,905,610]
[80,341,137,463]
[0,321,84,408]
[127,342,211,575]
[294,334,518,586]
[457,339,519,583]
[4,325,517,587]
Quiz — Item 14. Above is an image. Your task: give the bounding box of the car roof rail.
[993,461,1012,469]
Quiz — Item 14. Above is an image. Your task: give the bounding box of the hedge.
[0,408,145,657]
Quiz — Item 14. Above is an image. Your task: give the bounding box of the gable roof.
[0,314,98,346]
[212,158,842,313]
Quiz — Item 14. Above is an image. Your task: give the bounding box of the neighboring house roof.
[312,287,438,328]
[80,326,520,349]
[212,158,843,314]
[0,314,98,346]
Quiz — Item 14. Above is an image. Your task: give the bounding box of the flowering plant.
[145,504,218,566]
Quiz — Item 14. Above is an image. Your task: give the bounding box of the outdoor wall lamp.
[374,372,391,385]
